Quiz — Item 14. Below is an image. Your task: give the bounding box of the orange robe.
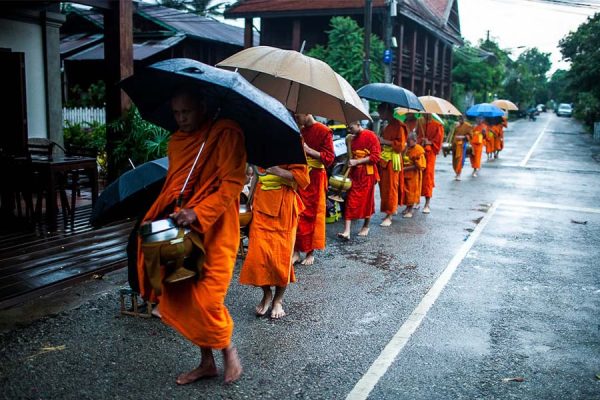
[452,121,472,176]
[491,124,504,151]
[470,122,486,169]
[378,119,406,215]
[403,144,426,205]
[137,119,246,350]
[296,122,334,253]
[416,118,444,198]
[484,125,496,156]
[240,164,310,287]
[345,129,381,220]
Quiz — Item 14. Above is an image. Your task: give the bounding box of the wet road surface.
[1,112,599,399]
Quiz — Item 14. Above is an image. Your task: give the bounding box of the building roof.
[60,33,103,57]
[65,35,186,61]
[225,0,461,44]
[137,4,257,47]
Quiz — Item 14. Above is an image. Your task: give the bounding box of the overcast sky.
[458,0,599,73]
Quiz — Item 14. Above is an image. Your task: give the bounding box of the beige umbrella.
[216,46,370,123]
[418,95,462,116]
[492,99,518,111]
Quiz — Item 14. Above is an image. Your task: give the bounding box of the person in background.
[416,114,444,214]
[469,117,487,177]
[401,132,426,218]
[452,115,472,181]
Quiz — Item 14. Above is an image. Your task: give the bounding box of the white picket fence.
[63,107,105,127]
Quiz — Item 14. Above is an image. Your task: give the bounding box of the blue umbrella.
[465,103,505,118]
[120,58,305,168]
[357,83,424,111]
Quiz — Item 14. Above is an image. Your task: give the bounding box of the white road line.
[346,198,600,400]
[500,199,600,214]
[519,118,551,167]
[345,202,500,400]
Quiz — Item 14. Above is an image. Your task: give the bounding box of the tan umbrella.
[492,99,518,111]
[216,46,370,123]
[417,95,462,116]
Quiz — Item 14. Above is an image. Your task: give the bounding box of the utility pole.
[383,0,393,83]
[363,0,372,86]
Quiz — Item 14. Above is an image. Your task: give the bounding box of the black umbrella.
[119,58,306,168]
[90,158,168,227]
[357,83,424,111]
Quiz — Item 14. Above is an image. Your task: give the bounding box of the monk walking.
[338,121,381,240]
[469,117,487,177]
[398,112,418,209]
[491,119,504,158]
[240,163,309,319]
[416,114,444,214]
[484,118,496,161]
[137,91,244,385]
[293,114,334,266]
[377,103,406,227]
[452,115,472,181]
[402,132,426,218]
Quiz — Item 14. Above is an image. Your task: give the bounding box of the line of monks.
[134,92,510,384]
[451,115,507,180]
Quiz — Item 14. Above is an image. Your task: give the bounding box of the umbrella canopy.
[492,99,518,111]
[465,103,505,118]
[216,46,370,123]
[356,83,424,111]
[418,95,461,116]
[90,158,168,227]
[120,58,305,168]
[394,109,444,124]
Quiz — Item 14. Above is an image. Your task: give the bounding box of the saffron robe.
[484,125,496,155]
[452,121,473,175]
[345,129,381,220]
[296,122,334,253]
[378,119,406,215]
[491,124,504,151]
[403,144,426,205]
[416,118,444,198]
[470,122,486,169]
[240,164,310,287]
[137,119,247,350]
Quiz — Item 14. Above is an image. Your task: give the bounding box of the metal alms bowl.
[140,218,190,243]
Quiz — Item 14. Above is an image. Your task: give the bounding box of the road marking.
[345,202,500,400]
[501,199,600,214]
[519,118,551,167]
[346,198,600,400]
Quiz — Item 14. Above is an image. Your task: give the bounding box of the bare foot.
[222,346,243,384]
[255,291,272,317]
[358,227,370,236]
[379,217,392,227]
[176,362,218,385]
[402,207,410,215]
[422,205,431,214]
[300,254,315,266]
[291,251,300,264]
[270,301,286,319]
[151,304,162,319]
[403,211,413,218]
[337,232,350,241]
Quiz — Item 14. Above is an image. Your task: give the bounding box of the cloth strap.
[258,173,297,191]
[353,149,374,175]
[380,145,401,172]
[306,156,325,170]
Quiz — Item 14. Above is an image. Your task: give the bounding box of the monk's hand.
[170,208,197,227]
[348,159,359,167]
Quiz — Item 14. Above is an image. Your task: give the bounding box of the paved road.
[1,113,599,399]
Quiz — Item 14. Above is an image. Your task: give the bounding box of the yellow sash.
[380,145,401,172]
[402,153,412,167]
[353,149,374,175]
[306,156,325,170]
[258,173,297,191]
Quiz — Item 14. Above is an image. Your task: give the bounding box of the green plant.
[64,81,106,108]
[109,106,170,176]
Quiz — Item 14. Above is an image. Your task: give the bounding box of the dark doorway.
[0,51,27,157]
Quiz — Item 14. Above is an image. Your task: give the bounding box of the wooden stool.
[119,288,153,318]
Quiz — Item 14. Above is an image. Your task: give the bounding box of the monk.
[338,121,381,239]
[469,117,487,177]
[416,114,444,214]
[398,112,418,209]
[377,103,406,227]
[491,121,504,158]
[484,118,496,161]
[452,115,472,181]
[137,91,244,384]
[402,132,426,218]
[240,163,309,319]
[293,114,334,266]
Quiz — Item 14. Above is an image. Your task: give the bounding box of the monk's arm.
[266,166,293,181]
[289,164,310,190]
[192,128,246,233]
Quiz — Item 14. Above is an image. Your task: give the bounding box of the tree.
[548,69,573,106]
[502,48,551,108]
[559,12,600,126]
[306,16,384,89]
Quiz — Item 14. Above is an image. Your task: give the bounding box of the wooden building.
[224,0,462,99]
